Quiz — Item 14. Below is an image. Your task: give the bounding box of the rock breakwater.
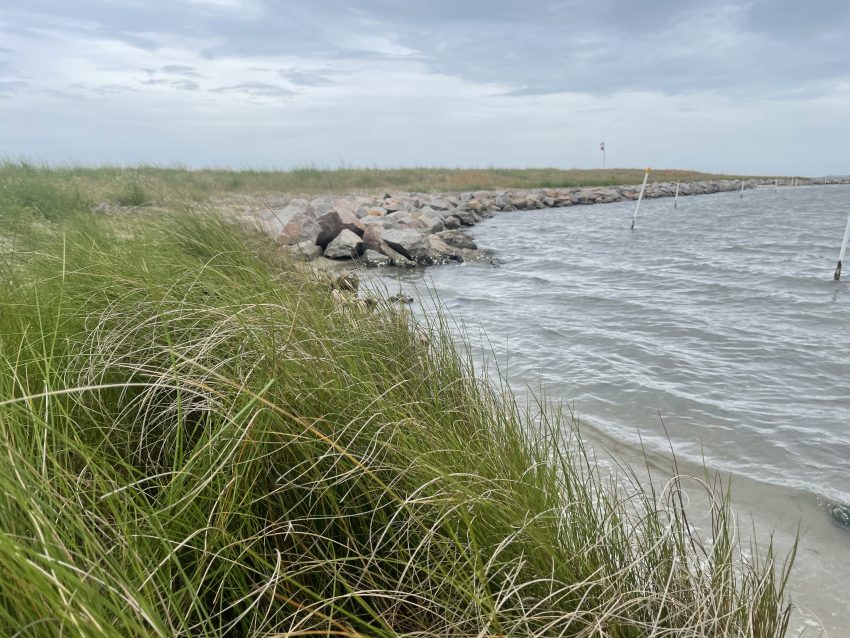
[239,177,834,267]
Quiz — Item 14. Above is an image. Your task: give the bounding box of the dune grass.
[0,161,765,211]
[0,198,794,636]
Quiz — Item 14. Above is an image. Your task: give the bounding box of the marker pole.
[794,177,798,191]
[774,178,778,191]
[673,181,680,208]
[835,209,850,280]
[631,168,651,230]
[740,181,745,198]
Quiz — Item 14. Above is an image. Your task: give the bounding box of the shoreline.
[240,177,849,267]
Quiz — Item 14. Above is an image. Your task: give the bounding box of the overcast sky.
[1,0,848,174]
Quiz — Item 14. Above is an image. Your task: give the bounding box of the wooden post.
[673,181,680,208]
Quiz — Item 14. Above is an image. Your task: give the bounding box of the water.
[372,185,850,633]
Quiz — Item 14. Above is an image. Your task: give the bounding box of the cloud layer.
[1,1,848,174]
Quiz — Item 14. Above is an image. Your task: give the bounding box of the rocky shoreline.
[240,177,845,267]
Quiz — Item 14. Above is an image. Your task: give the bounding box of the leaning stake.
[835,209,850,280]
[631,168,651,230]
[674,181,680,208]
[740,180,745,198]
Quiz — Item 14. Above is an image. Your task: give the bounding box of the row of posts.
[627,169,849,280]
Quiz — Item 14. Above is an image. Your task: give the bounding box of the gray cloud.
[141,78,200,91]
[161,64,204,78]
[0,79,28,97]
[211,81,295,98]
[77,82,137,95]
[279,68,338,87]
[5,1,849,98]
[0,0,848,173]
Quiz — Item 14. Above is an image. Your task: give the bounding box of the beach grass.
[0,185,796,636]
[0,160,770,211]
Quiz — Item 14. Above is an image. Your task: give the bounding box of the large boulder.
[452,209,480,226]
[324,229,363,260]
[361,224,385,252]
[316,209,365,246]
[443,215,461,230]
[279,214,321,245]
[424,234,462,265]
[427,197,453,211]
[265,199,322,245]
[409,209,444,234]
[381,229,428,262]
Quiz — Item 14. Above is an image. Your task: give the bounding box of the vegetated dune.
[0,190,792,636]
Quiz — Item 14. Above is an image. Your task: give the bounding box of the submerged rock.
[828,502,850,528]
[362,249,391,267]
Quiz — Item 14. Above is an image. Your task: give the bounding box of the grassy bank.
[0,190,793,636]
[0,161,765,211]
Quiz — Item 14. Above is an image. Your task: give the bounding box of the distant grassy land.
[0,161,768,213]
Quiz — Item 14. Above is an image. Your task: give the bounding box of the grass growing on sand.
[0,184,794,636]
[0,160,767,209]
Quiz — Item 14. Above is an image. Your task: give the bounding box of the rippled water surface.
[380,185,850,504]
[371,185,850,631]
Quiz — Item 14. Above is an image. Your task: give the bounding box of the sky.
[1,0,849,174]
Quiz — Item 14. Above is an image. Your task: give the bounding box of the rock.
[388,293,414,304]
[382,197,405,212]
[381,229,429,263]
[240,215,282,237]
[323,229,363,260]
[287,240,322,261]
[409,210,444,234]
[509,194,528,210]
[829,503,850,528]
[361,224,384,252]
[280,214,321,246]
[362,249,391,267]
[452,209,480,226]
[364,206,387,217]
[466,198,484,213]
[314,200,365,246]
[333,272,359,292]
[424,234,462,264]
[427,197,453,211]
[386,210,414,227]
[525,195,544,209]
[315,211,344,247]
[458,247,498,264]
[436,229,477,251]
[379,242,416,267]
[443,215,461,230]
[264,199,323,245]
[494,194,513,210]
